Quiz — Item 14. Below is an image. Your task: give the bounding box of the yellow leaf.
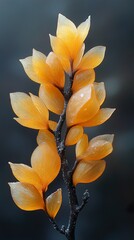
[73,160,106,186]
[9,182,45,211]
[46,188,62,219]
[57,14,77,39]
[56,14,77,59]
[73,44,85,71]
[94,82,106,106]
[10,92,38,119]
[49,35,71,73]
[20,57,38,83]
[32,49,52,84]
[76,134,88,159]
[48,120,57,131]
[80,108,115,127]
[78,46,106,70]
[37,129,55,147]
[9,163,43,194]
[46,52,65,89]
[14,118,47,130]
[79,134,114,161]
[39,84,64,115]
[72,69,95,93]
[66,85,99,126]
[65,126,83,146]
[77,16,91,43]
[30,93,49,122]
[31,142,61,188]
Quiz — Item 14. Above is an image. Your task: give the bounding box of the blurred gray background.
[0,0,134,239]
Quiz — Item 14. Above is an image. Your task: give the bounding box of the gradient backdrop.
[0,0,134,239]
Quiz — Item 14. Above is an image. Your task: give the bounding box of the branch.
[76,190,90,212]
[48,216,65,235]
[51,72,89,240]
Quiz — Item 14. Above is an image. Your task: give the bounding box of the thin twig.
[48,217,65,235]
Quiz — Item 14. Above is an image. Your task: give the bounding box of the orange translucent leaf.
[73,44,85,71]
[94,82,106,106]
[31,142,61,188]
[73,160,106,186]
[14,118,47,130]
[56,14,77,58]
[46,52,65,89]
[39,84,64,115]
[76,134,88,159]
[66,85,100,127]
[57,14,77,39]
[50,35,70,60]
[49,35,71,73]
[79,134,114,161]
[32,48,47,61]
[32,49,53,84]
[77,16,91,43]
[10,92,49,129]
[37,130,55,146]
[80,108,115,127]
[78,46,106,70]
[19,57,38,83]
[9,162,43,194]
[55,14,90,61]
[9,182,45,211]
[65,126,83,146]
[48,120,57,131]
[46,188,62,219]
[72,69,95,93]
[10,92,38,119]
[30,93,49,122]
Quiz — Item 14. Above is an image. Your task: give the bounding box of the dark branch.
[48,217,65,235]
[77,190,90,212]
[48,71,89,240]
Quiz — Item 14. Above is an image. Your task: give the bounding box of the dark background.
[0,0,134,239]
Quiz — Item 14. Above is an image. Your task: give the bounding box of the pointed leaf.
[73,44,85,70]
[9,182,45,211]
[80,108,115,127]
[20,57,38,83]
[46,188,62,218]
[65,126,83,146]
[76,134,88,159]
[9,163,43,193]
[73,160,106,186]
[94,82,106,106]
[39,84,64,115]
[50,35,70,60]
[56,14,77,58]
[32,49,52,84]
[77,16,91,43]
[31,142,61,188]
[10,92,38,119]
[57,14,77,38]
[49,35,71,73]
[66,85,99,126]
[48,120,57,131]
[46,52,65,88]
[72,69,95,92]
[79,46,106,69]
[79,134,114,161]
[37,130,55,146]
[30,93,49,122]
[14,117,47,130]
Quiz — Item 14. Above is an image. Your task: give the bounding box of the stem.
[48,216,65,235]
[49,72,89,239]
